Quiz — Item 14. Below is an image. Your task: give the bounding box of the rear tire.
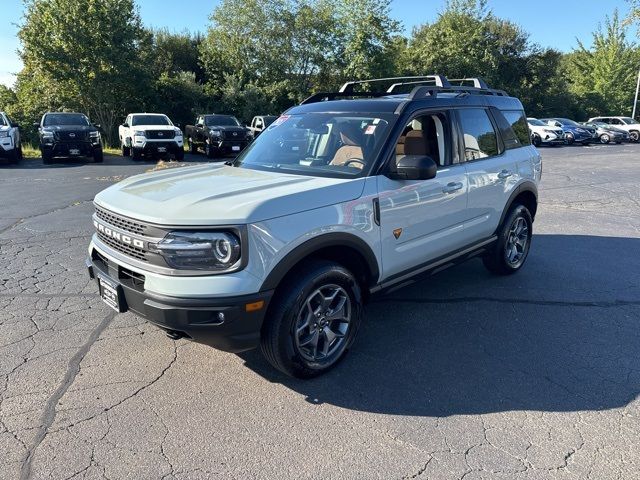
[260,260,363,378]
[483,204,533,276]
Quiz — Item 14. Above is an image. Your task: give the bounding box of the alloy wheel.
[504,216,529,268]
[294,284,352,364]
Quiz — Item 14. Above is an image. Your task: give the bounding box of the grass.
[19,143,187,159]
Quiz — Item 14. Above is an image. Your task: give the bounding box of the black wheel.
[17,143,23,161]
[42,150,53,165]
[131,147,142,160]
[93,149,104,163]
[532,134,541,147]
[175,147,184,161]
[565,134,574,145]
[205,142,216,159]
[599,134,610,144]
[630,130,639,143]
[188,138,197,154]
[483,204,533,275]
[260,260,363,378]
[7,147,19,164]
[121,143,130,157]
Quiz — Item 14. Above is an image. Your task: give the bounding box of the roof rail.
[407,85,507,100]
[339,75,451,93]
[300,91,392,105]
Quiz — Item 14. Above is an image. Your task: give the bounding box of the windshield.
[621,117,639,125]
[44,113,90,126]
[205,116,240,127]
[556,118,579,126]
[132,115,171,126]
[232,113,393,178]
[0,116,6,127]
[262,116,277,127]
[528,119,546,126]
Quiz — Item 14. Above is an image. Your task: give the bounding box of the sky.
[1,0,637,87]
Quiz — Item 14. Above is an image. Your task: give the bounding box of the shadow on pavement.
[240,234,640,417]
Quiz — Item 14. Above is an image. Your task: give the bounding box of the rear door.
[377,110,470,280]
[459,107,522,241]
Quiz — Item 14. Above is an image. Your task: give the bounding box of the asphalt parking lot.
[1,144,639,480]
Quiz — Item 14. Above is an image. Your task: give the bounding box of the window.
[196,116,205,126]
[0,115,7,127]
[394,113,449,167]
[43,113,90,126]
[458,109,499,161]
[501,110,531,147]
[233,113,392,178]
[205,116,240,127]
[131,115,170,126]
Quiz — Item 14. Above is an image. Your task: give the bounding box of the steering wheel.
[343,158,366,168]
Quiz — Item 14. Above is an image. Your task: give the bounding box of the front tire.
[131,147,142,161]
[7,147,19,164]
[93,149,104,163]
[175,147,184,161]
[629,130,639,143]
[121,143,130,157]
[483,204,533,275]
[600,134,610,144]
[260,260,363,378]
[532,134,541,147]
[188,138,197,154]
[205,141,215,159]
[565,134,574,145]
[42,149,53,165]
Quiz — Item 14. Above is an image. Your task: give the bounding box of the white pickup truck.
[0,111,22,164]
[119,113,184,160]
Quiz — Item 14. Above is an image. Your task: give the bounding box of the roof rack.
[339,75,451,93]
[300,75,508,106]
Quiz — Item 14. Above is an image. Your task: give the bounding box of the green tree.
[567,11,639,116]
[154,72,206,128]
[0,85,17,112]
[152,30,205,82]
[17,0,153,145]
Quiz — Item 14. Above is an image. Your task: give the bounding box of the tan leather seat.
[330,123,365,169]
[403,130,429,156]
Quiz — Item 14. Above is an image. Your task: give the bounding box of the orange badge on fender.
[393,228,402,239]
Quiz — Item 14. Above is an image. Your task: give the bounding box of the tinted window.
[263,116,277,127]
[131,115,171,126]
[621,117,639,125]
[205,116,240,127]
[0,115,7,127]
[501,110,531,147]
[44,113,90,126]
[528,119,546,126]
[458,109,499,160]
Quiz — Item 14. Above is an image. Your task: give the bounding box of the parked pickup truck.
[36,112,103,164]
[248,115,278,138]
[185,114,251,158]
[119,113,184,160]
[0,111,22,164]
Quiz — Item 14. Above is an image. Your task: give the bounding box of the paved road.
[1,145,639,479]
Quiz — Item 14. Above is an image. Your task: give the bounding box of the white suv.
[0,111,22,164]
[588,116,640,142]
[88,76,542,377]
[119,113,184,160]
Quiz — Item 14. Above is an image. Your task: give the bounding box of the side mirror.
[14,123,20,129]
[389,156,437,181]
[94,124,101,129]
[121,123,127,128]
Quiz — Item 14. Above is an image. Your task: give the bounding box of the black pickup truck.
[184,114,251,158]
[35,112,103,164]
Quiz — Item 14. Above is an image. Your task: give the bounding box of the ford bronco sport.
[87,75,542,378]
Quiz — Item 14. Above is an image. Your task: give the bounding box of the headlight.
[0,131,9,138]
[174,128,183,137]
[42,130,54,139]
[543,129,554,134]
[211,130,221,137]
[151,231,241,271]
[90,131,101,138]
[133,130,146,137]
[576,128,585,133]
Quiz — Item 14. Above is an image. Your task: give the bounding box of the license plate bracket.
[69,148,80,155]
[97,274,127,313]
[232,146,240,152]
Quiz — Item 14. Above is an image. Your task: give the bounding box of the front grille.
[97,231,147,262]
[95,206,148,235]
[146,130,175,140]
[223,130,246,140]
[56,131,88,141]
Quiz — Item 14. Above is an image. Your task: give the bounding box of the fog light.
[217,312,225,322]
[245,300,264,312]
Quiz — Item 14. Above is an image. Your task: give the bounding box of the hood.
[132,124,176,131]
[94,164,366,225]
[42,125,97,132]
[208,125,248,132]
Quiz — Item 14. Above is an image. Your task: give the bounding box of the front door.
[377,111,470,281]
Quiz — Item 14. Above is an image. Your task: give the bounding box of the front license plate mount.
[97,274,127,313]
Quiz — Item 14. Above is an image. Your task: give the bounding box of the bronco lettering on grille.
[94,220,145,248]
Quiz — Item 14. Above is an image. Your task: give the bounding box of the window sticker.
[268,115,290,129]
[364,125,377,135]
[372,118,381,125]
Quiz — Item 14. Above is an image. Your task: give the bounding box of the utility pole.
[633,68,640,120]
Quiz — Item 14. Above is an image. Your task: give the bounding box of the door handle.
[498,170,513,180]
[443,182,463,194]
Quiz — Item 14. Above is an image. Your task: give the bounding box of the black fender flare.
[260,233,380,292]
[498,181,538,228]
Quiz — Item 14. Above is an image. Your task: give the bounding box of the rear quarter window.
[501,110,531,148]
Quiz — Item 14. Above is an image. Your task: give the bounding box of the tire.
[121,143,130,157]
[93,149,104,163]
[42,150,53,165]
[532,134,541,147]
[565,134,574,145]
[205,141,215,159]
[483,204,533,276]
[175,147,184,161]
[131,147,142,161]
[17,143,23,161]
[600,134,610,144]
[188,138,197,154]
[260,260,363,378]
[7,147,19,164]
[630,130,639,143]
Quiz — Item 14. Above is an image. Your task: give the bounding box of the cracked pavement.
[1,145,639,479]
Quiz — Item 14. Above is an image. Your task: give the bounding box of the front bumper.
[86,252,273,353]
[133,140,184,155]
[0,137,15,155]
[212,139,250,154]
[42,141,100,157]
[566,131,593,143]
